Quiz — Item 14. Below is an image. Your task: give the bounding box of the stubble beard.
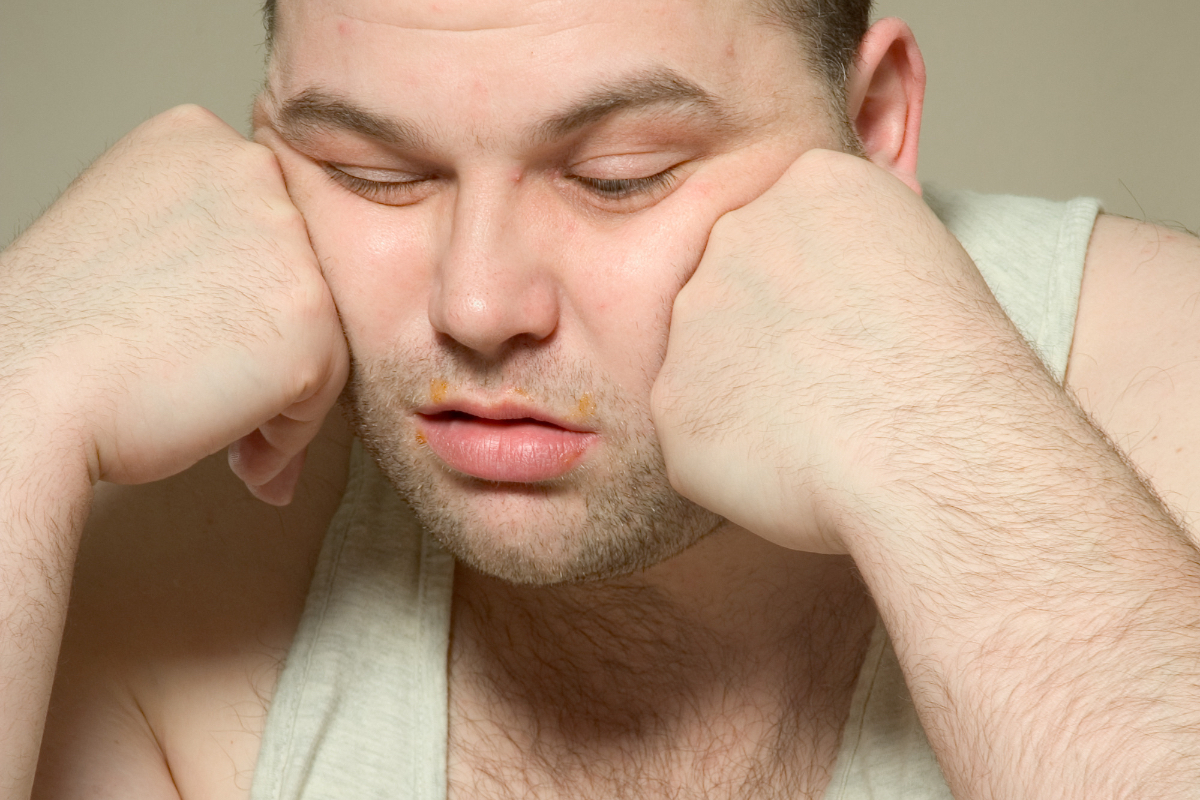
[341,344,724,586]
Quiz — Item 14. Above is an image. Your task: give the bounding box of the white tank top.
[249,188,1101,800]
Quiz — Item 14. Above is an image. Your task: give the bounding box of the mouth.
[415,405,599,484]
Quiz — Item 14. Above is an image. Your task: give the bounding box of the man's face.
[258,0,847,584]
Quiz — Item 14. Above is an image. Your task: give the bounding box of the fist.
[0,106,349,503]
[652,150,1025,552]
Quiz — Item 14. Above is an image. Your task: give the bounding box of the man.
[4,0,1200,797]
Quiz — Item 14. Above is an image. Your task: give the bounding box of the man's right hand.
[1,105,349,504]
[0,104,347,797]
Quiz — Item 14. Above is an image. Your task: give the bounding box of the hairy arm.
[847,309,1200,797]
[1067,216,1200,534]
[836,215,1200,796]
[654,151,1200,798]
[856,214,1200,797]
[0,105,348,798]
[0,408,92,798]
[33,417,349,800]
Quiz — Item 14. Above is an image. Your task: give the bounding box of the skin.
[265,1,879,793]
[256,0,847,584]
[2,0,1198,798]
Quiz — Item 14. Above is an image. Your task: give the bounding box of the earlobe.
[845,18,926,195]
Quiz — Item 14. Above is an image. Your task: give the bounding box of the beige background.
[2,1,1198,247]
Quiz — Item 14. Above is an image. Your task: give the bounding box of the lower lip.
[417,416,597,483]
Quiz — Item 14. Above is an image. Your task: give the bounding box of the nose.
[427,180,560,360]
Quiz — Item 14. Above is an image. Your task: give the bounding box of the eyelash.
[572,169,679,200]
[324,164,682,206]
[324,166,429,204]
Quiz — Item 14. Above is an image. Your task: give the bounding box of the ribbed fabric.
[924,188,1099,384]
[249,439,455,800]
[251,188,1100,800]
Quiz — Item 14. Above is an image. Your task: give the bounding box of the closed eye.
[573,170,679,199]
[322,163,435,206]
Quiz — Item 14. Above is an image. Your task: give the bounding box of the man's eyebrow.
[532,69,744,143]
[274,89,427,151]
[271,70,740,151]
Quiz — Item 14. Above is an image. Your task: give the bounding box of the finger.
[246,449,308,507]
[226,409,321,483]
[227,428,291,488]
[226,335,350,488]
[256,411,325,463]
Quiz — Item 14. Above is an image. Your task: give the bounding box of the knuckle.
[661,458,693,499]
[796,146,848,173]
[671,271,727,322]
[143,104,229,141]
[288,267,336,320]
[707,213,736,243]
[248,194,308,244]
[232,140,286,186]
[163,103,221,126]
[802,148,872,189]
[708,209,750,241]
[288,355,336,405]
[274,200,311,237]
[674,286,707,323]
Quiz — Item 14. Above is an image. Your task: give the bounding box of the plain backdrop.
[2,0,1198,247]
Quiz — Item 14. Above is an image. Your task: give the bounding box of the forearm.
[1,241,95,798]
[0,417,92,800]
[845,357,1200,799]
[651,150,1200,797]
[0,505,88,800]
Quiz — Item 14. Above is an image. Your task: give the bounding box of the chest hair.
[446,576,873,800]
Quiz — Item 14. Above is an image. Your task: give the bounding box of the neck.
[450,525,875,793]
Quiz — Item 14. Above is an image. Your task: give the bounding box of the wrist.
[834,349,1198,638]
[826,316,1077,552]
[0,365,97,497]
[0,382,93,800]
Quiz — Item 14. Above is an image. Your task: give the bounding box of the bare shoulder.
[1067,214,1200,527]
[35,413,353,799]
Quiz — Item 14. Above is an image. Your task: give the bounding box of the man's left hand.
[653,148,1028,553]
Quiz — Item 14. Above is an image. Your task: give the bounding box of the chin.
[346,418,720,585]
[371,438,723,586]
[340,349,722,585]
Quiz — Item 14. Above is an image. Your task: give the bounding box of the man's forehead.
[271,0,788,78]
[286,0,583,33]
[266,0,819,146]
[278,0,748,37]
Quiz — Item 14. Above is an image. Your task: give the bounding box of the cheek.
[561,188,719,389]
[285,173,437,356]
[570,147,807,386]
[317,214,429,347]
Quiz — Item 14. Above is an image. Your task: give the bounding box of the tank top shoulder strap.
[924,187,1100,382]
[251,440,455,800]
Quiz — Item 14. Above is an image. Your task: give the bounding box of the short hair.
[261,0,872,103]
[759,0,873,104]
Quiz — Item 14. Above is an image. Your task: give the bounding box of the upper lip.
[415,398,596,433]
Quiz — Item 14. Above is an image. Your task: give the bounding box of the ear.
[845,18,926,195]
